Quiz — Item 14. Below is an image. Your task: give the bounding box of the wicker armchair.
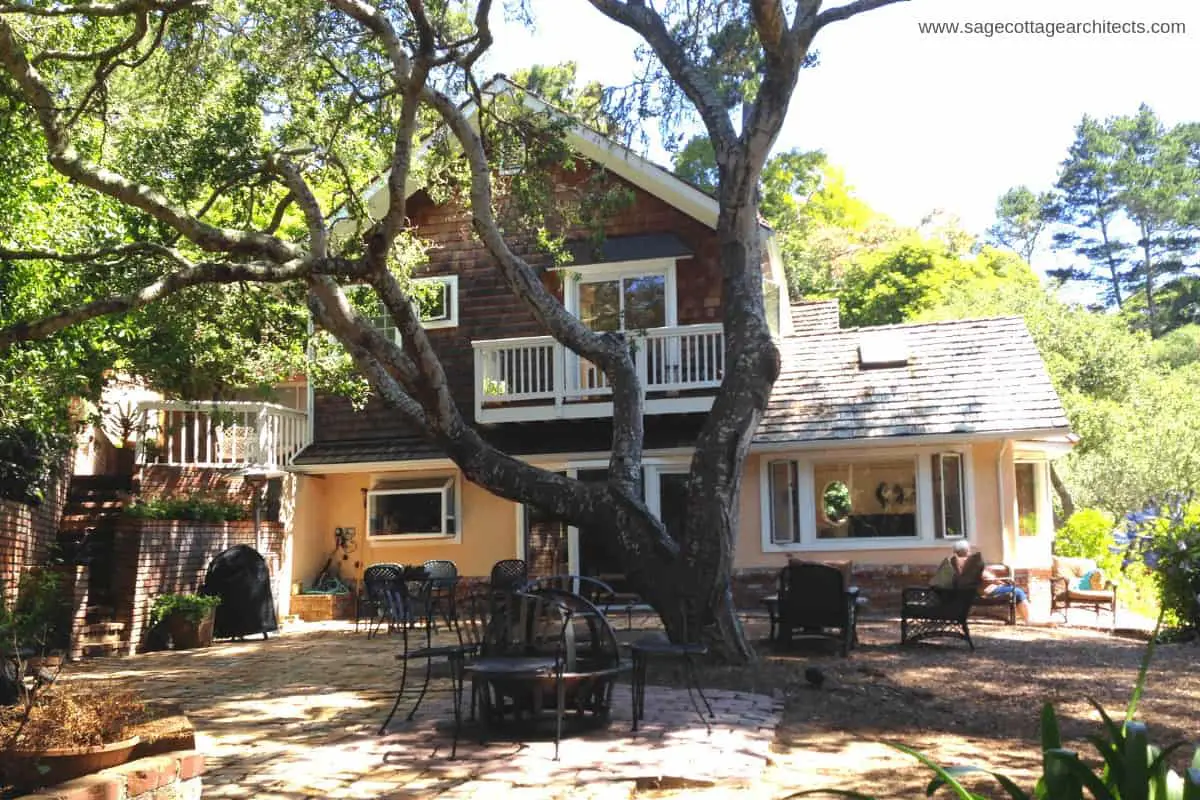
[974,563,1019,625]
[900,552,985,650]
[1051,556,1118,629]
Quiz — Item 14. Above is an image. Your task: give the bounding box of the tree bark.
[1050,464,1075,526]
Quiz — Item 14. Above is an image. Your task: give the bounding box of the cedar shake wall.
[313,166,725,444]
[113,519,286,654]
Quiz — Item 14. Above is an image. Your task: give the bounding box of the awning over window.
[565,233,693,266]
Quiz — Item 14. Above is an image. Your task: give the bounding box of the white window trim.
[562,258,678,329]
[366,475,461,543]
[759,447,976,553]
[933,452,967,541]
[414,275,458,329]
[368,276,459,344]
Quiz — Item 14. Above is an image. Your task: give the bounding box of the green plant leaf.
[1127,609,1165,724]
[1046,749,1114,800]
[884,742,984,799]
[1182,768,1200,800]
[926,766,1031,800]
[1041,702,1063,750]
[1125,723,1151,800]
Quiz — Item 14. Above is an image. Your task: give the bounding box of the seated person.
[951,540,1030,623]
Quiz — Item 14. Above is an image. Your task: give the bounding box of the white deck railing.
[473,323,725,422]
[134,401,309,469]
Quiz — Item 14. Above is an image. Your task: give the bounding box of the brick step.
[82,621,125,637]
[87,604,116,618]
[68,475,135,492]
[79,631,123,646]
[81,641,122,657]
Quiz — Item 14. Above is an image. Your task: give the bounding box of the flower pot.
[1,735,140,792]
[166,610,215,650]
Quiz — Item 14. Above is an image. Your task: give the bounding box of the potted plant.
[149,594,221,650]
[1,674,145,793]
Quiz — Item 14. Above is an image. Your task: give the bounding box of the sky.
[480,0,1200,246]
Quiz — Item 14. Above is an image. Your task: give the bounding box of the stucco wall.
[735,442,1009,571]
[292,469,519,589]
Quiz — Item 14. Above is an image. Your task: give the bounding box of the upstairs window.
[367,275,459,341]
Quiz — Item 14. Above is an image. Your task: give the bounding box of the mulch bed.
[638,615,1197,799]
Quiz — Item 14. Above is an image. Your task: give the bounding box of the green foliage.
[1129,501,1200,627]
[1055,508,1116,560]
[0,570,72,656]
[987,186,1058,265]
[149,593,221,627]
[1032,105,1200,335]
[1151,325,1200,370]
[124,496,248,522]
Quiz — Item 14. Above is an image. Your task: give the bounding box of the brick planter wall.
[733,562,1045,615]
[290,592,356,621]
[113,519,286,654]
[0,472,69,606]
[20,749,204,800]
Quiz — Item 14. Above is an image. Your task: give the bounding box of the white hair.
[952,540,970,556]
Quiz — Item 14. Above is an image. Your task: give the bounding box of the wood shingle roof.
[754,315,1071,446]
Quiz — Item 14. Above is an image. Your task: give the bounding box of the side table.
[629,636,713,733]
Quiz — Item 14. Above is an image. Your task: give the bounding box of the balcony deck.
[135,400,309,469]
[472,323,724,423]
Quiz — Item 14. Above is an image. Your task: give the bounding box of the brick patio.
[64,621,782,799]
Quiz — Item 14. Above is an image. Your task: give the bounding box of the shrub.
[149,593,221,627]
[1054,508,1116,560]
[124,495,248,522]
[1115,497,1200,628]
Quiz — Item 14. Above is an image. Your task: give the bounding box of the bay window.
[763,450,972,549]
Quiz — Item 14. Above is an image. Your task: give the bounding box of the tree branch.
[0,258,313,349]
[0,241,191,268]
[0,17,301,264]
[584,0,738,150]
[814,0,908,32]
[267,156,327,258]
[0,0,193,15]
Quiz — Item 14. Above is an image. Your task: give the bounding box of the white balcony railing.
[135,401,309,469]
[473,323,725,422]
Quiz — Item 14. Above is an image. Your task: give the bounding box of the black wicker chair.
[900,553,985,650]
[488,559,528,597]
[360,563,405,638]
[774,561,861,656]
[422,559,459,630]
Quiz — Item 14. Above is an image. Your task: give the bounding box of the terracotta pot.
[166,610,215,650]
[1,735,140,792]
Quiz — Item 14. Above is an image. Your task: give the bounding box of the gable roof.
[754,316,1072,447]
[338,75,736,233]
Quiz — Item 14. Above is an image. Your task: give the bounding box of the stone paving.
[65,622,782,799]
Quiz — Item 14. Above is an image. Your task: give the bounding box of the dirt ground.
[654,614,1200,799]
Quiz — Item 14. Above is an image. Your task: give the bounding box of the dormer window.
[858,332,909,369]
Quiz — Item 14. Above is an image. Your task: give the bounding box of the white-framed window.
[367,475,458,540]
[762,449,974,552]
[367,275,459,341]
[563,259,677,332]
